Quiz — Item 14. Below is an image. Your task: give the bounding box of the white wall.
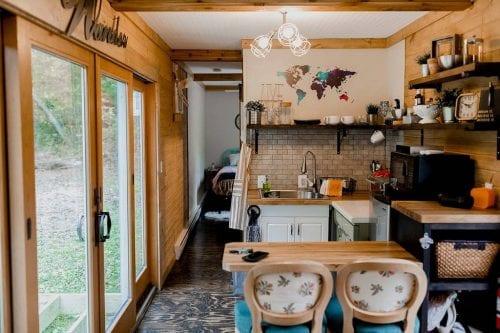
[205,91,240,166]
[243,44,406,120]
[188,79,206,220]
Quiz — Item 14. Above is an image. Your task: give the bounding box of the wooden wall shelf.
[408,62,500,90]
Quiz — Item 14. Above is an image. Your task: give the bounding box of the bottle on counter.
[414,89,424,106]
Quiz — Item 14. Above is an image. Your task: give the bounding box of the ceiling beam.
[109,1,473,12]
[241,38,387,49]
[193,73,243,81]
[171,49,242,62]
[205,85,240,91]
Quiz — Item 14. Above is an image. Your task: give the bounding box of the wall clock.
[455,93,479,121]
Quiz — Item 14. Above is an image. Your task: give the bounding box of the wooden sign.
[61,0,128,48]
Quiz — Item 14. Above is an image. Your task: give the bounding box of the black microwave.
[388,152,475,199]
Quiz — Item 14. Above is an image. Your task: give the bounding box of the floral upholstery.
[346,270,415,313]
[255,272,322,314]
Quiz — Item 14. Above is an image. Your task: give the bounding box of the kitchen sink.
[259,189,324,199]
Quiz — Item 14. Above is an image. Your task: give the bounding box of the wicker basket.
[436,240,499,279]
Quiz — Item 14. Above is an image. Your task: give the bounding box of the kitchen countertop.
[332,200,375,223]
[391,201,500,223]
[222,241,418,272]
[247,189,370,205]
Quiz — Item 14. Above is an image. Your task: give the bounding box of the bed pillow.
[229,153,240,166]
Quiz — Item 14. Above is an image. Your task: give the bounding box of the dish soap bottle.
[470,179,496,209]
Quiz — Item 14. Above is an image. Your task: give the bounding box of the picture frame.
[431,34,461,58]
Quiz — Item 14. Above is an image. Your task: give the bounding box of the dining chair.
[327,258,427,333]
[235,260,334,333]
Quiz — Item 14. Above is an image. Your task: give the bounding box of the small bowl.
[439,55,454,69]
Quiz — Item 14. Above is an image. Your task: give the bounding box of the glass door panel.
[100,76,130,329]
[31,49,90,332]
[133,90,146,279]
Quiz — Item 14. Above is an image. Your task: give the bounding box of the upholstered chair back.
[244,261,333,333]
[336,259,427,333]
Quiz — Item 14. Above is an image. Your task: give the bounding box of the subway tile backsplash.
[249,128,403,192]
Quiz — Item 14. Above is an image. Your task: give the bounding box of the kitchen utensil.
[324,115,340,125]
[294,119,321,125]
[370,130,385,144]
[413,104,440,124]
[246,205,261,242]
[341,115,354,125]
[370,160,382,172]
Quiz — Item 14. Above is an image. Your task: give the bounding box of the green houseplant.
[437,89,462,123]
[416,52,431,77]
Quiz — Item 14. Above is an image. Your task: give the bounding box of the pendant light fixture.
[250,12,310,58]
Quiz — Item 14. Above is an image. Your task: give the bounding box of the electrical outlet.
[257,175,267,189]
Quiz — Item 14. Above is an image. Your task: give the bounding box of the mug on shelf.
[341,115,354,125]
[324,115,340,125]
[370,130,385,144]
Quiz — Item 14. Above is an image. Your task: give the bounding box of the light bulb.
[277,22,299,46]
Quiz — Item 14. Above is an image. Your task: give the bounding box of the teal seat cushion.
[235,300,326,333]
[325,297,420,333]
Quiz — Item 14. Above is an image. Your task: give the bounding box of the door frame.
[95,56,136,332]
[3,16,99,332]
[0,14,12,333]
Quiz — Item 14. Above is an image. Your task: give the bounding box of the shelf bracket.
[336,128,347,154]
[497,128,499,160]
[254,129,259,154]
[420,129,424,146]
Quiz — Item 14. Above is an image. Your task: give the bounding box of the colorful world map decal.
[277,65,357,105]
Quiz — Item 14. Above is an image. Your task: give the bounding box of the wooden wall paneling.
[171,49,242,62]
[0,0,186,290]
[109,0,473,12]
[403,0,500,208]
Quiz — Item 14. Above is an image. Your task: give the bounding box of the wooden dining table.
[222,241,419,272]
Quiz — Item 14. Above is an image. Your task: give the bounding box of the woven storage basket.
[436,241,499,279]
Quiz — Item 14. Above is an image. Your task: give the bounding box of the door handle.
[97,211,112,242]
[290,225,294,236]
[297,224,301,236]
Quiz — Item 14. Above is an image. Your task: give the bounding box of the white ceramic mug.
[370,130,385,144]
[324,115,340,125]
[341,115,354,125]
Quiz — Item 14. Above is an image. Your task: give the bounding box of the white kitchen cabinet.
[259,206,329,242]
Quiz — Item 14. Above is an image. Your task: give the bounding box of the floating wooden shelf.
[408,62,500,90]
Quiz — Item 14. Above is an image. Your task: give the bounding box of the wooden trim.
[171,49,242,62]
[174,195,204,260]
[244,261,333,333]
[386,11,451,47]
[205,85,240,92]
[336,259,427,333]
[110,0,473,12]
[0,14,11,333]
[241,38,387,49]
[193,73,243,81]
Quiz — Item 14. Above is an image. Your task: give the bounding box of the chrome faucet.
[300,150,317,192]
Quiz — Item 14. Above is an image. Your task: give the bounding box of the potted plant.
[415,52,431,77]
[245,100,265,125]
[437,88,462,123]
[366,104,380,124]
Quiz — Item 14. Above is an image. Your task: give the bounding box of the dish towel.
[229,144,252,231]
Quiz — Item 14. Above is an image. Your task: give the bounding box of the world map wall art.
[277,65,357,105]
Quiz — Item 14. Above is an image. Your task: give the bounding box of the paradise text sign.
[61,0,128,48]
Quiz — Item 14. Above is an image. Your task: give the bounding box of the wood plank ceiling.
[110,1,472,12]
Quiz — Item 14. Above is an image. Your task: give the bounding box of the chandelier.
[251,12,310,58]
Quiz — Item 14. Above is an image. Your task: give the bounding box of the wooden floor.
[138,218,242,332]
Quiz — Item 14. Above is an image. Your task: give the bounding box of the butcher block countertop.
[222,241,418,272]
[392,201,500,223]
[247,189,370,205]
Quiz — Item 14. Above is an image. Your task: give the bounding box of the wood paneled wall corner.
[0,0,187,285]
[403,0,500,207]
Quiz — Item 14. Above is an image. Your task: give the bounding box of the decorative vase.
[427,58,440,75]
[421,64,429,77]
[442,106,455,123]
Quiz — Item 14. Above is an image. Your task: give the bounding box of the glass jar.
[463,36,483,64]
